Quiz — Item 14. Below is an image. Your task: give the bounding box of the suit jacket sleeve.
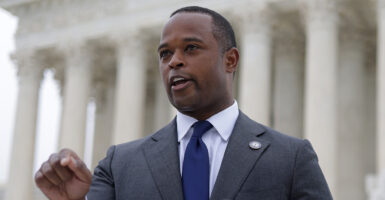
[87,145,116,200]
[290,139,333,200]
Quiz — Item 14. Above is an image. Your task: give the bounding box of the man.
[35,6,332,200]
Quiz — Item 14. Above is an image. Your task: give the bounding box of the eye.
[185,44,198,52]
[159,49,172,59]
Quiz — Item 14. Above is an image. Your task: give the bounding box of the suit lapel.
[210,112,270,200]
[142,119,184,200]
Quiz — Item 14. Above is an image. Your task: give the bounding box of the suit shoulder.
[263,126,304,146]
[113,119,176,156]
[239,111,304,146]
[239,112,306,154]
[114,135,150,154]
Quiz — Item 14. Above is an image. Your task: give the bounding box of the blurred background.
[0,0,384,199]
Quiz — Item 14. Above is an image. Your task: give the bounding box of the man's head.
[158,6,239,120]
[171,6,237,53]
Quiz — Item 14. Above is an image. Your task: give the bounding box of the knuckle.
[48,154,60,166]
[59,149,69,157]
[78,160,88,171]
[34,171,43,182]
[59,148,69,154]
[41,162,53,175]
[59,148,76,158]
[60,148,72,155]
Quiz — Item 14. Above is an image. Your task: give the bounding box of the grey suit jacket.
[87,111,332,200]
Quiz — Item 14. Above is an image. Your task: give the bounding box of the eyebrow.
[157,37,204,52]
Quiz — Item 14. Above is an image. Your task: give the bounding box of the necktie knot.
[192,120,213,138]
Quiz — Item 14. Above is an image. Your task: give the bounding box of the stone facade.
[0,0,384,199]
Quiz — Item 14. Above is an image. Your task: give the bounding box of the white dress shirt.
[177,100,239,196]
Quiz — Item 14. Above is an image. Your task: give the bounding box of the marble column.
[5,51,44,200]
[367,0,385,199]
[239,8,272,125]
[273,30,304,138]
[302,0,339,195]
[154,75,175,130]
[337,30,368,200]
[112,34,147,144]
[91,79,115,169]
[377,0,385,175]
[59,42,92,158]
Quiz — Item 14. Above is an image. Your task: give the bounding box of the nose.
[168,50,184,68]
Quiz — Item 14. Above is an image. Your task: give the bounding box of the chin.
[171,100,198,113]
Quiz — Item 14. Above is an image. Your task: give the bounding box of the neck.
[180,98,234,120]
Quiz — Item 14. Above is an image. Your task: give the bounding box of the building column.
[273,29,304,138]
[5,51,44,200]
[59,42,92,158]
[302,0,339,195]
[112,33,147,144]
[91,79,115,169]
[366,0,385,199]
[337,30,368,200]
[154,75,175,130]
[239,7,272,125]
[377,0,385,175]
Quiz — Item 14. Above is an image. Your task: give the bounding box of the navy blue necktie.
[182,120,213,200]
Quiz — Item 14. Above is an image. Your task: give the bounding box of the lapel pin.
[249,141,262,150]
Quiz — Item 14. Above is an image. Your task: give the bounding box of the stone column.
[272,27,304,138]
[112,33,147,144]
[5,51,44,200]
[154,75,174,130]
[59,42,92,158]
[302,0,339,195]
[91,79,115,169]
[337,30,368,200]
[367,0,385,199]
[239,7,272,125]
[377,0,385,175]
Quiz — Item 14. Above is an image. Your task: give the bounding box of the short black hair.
[171,6,237,53]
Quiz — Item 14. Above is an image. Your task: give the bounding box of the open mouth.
[170,76,192,90]
[172,77,188,86]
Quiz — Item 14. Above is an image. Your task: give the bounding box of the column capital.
[57,40,94,83]
[92,75,115,107]
[57,39,93,60]
[109,30,143,50]
[340,29,376,68]
[236,2,273,34]
[109,30,146,70]
[300,0,339,29]
[339,28,370,45]
[273,19,305,55]
[12,50,44,83]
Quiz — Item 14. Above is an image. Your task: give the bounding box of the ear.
[223,47,239,74]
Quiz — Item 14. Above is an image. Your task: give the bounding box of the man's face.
[158,12,233,119]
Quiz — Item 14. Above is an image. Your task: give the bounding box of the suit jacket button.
[249,141,262,150]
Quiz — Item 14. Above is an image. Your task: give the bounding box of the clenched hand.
[35,149,92,200]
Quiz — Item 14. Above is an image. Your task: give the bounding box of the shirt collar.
[177,100,239,142]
